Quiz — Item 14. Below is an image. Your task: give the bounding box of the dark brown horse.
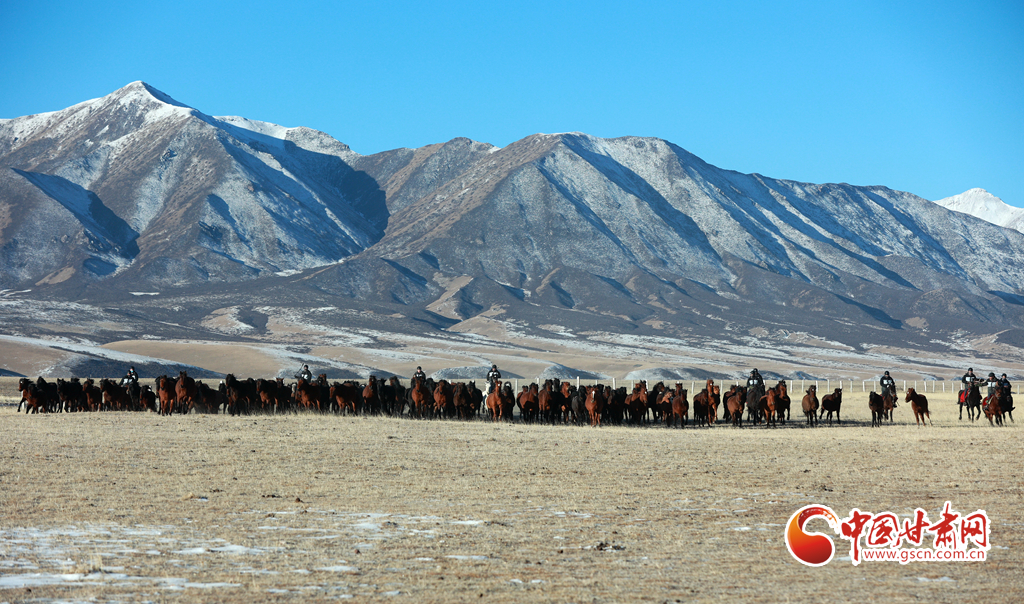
[329,381,361,415]
[819,388,843,425]
[772,381,791,424]
[82,379,103,412]
[868,392,884,427]
[960,382,982,422]
[101,378,133,412]
[905,388,932,426]
[882,389,897,422]
[18,378,47,414]
[175,371,198,414]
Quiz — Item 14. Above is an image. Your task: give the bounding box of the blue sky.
[3,1,1022,205]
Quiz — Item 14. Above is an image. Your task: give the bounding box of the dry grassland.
[0,381,1021,603]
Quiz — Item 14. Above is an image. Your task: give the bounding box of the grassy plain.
[0,380,1020,603]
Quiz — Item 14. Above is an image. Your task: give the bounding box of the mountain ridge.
[2,82,1024,361]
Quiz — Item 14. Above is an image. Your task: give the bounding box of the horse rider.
[999,373,1014,411]
[962,368,978,389]
[486,364,501,396]
[984,372,1000,402]
[959,368,979,403]
[122,366,139,385]
[747,368,764,393]
[879,371,896,396]
[296,364,313,382]
[413,366,427,383]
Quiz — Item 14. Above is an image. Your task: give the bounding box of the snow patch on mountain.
[935,188,1024,233]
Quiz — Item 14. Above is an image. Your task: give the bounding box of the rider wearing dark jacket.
[999,373,1014,410]
[879,371,896,395]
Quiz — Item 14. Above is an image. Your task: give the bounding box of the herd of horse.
[13,374,1015,428]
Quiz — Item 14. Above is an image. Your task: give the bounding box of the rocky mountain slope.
[2,82,1024,361]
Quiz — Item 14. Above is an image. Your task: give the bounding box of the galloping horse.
[905,388,932,426]
[982,386,1005,427]
[156,375,177,415]
[760,386,778,428]
[774,381,791,423]
[668,385,688,428]
[409,377,432,419]
[18,378,48,414]
[960,382,982,422]
[585,385,605,427]
[819,388,843,425]
[724,385,746,426]
[175,371,199,414]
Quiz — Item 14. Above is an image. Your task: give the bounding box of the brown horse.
[724,385,746,426]
[623,381,648,425]
[882,389,897,422]
[801,385,819,426]
[518,383,539,423]
[18,378,48,414]
[485,380,508,422]
[538,381,556,424]
[982,387,1004,427]
[156,375,177,415]
[294,378,321,412]
[330,381,362,415]
[409,377,432,419]
[668,385,689,428]
[905,388,932,426]
[868,392,884,427]
[363,376,382,415]
[585,385,605,427]
[760,386,778,428]
[433,379,454,418]
[175,371,198,414]
[773,381,791,424]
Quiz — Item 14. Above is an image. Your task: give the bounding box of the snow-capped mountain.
[935,188,1024,234]
[2,82,1024,348]
[0,82,386,287]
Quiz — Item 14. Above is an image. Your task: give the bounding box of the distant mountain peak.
[935,188,1024,233]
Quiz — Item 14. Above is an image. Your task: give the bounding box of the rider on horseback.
[122,366,139,385]
[413,366,427,382]
[296,364,313,382]
[999,373,1014,411]
[879,371,896,395]
[486,364,501,396]
[960,368,978,404]
[985,372,1000,400]
[747,369,764,391]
